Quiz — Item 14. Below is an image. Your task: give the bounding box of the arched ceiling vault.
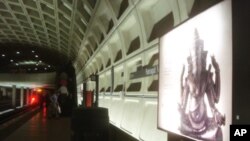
[0,0,97,73]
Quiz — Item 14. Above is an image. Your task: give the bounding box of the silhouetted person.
[48,92,60,118]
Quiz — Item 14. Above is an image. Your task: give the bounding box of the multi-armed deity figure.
[179,29,225,141]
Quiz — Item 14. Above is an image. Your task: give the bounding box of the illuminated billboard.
[158,1,232,141]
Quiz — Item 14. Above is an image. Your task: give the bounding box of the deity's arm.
[206,78,216,109]
[180,78,189,110]
[180,65,189,110]
[206,73,225,125]
[211,56,221,103]
[180,65,185,96]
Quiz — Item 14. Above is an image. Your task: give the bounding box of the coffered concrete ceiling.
[0,0,97,62]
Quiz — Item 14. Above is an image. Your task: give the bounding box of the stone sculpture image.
[178,29,225,141]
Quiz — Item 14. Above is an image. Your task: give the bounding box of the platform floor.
[3,107,71,141]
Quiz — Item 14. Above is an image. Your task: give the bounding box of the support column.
[95,75,99,107]
[12,85,16,108]
[2,87,6,97]
[2,88,7,96]
[26,88,30,105]
[20,87,24,107]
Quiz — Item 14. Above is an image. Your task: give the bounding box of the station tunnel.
[0,0,249,141]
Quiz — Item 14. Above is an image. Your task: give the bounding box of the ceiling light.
[1,54,5,57]
[32,50,35,53]
[39,60,42,63]
[35,68,38,70]
[15,63,19,66]
[35,55,38,58]
[18,61,37,65]
[16,51,20,54]
[10,59,13,62]
[44,67,47,70]
[36,64,38,66]
[48,65,51,68]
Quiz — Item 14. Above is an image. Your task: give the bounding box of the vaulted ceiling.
[0,0,97,73]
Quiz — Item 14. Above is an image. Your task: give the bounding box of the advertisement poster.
[158,1,231,141]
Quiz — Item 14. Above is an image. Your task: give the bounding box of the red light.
[31,97,36,104]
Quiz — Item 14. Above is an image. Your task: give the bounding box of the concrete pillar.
[0,87,3,98]
[2,87,6,96]
[12,85,16,108]
[26,88,30,105]
[20,87,24,107]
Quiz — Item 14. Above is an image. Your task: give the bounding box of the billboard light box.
[158,1,232,141]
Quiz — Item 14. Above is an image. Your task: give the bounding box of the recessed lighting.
[44,67,47,70]
[1,54,5,57]
[48,65,51,68]
[36,64,38,66]
[35,55,38,58]
[16,51,20,54]
[35,68,38,70]
[32,50,35,53]
[10,59,13,62]
[39,60,42,63]
[15,63,19,66]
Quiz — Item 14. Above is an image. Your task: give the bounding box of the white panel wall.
[75,0,212,141]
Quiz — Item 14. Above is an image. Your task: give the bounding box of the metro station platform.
[2,107,71,141]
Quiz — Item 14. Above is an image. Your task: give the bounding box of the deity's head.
[189,29,207,76]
